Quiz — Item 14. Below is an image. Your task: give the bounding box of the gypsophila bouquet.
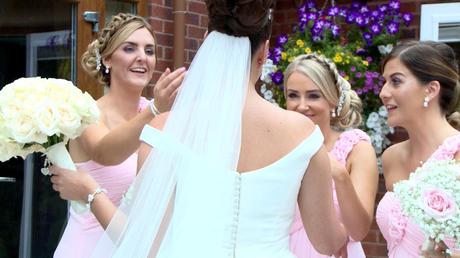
[394,160,460,254]
[0,77,99,212]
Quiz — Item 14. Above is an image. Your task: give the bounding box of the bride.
[49,0,347,257]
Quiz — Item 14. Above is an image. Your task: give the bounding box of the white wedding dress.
[138,124,324,258]
[90,31,323,258]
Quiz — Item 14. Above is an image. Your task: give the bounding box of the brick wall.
[146,0,207,97]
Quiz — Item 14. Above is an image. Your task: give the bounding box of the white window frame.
[420,3,460,42]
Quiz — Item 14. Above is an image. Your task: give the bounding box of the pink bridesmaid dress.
[290,129,370,258]
[376,134,460,258]
[53,97,149,258]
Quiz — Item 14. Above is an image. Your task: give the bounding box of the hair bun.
[206,0,274,37]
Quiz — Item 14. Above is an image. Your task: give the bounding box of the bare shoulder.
[349,140,377,160]
[279,108,316,140]
[381,140,408,190]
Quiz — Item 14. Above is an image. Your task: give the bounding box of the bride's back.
[238,95,316,173]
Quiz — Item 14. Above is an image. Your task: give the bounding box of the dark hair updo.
[205,0,275,55]
[382,41,460,129]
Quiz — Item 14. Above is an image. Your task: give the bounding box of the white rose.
[0,137,22,162]
[57,103,82,139]
[81,92,100,125]
[33,101,61,137]
[8,113,46,144]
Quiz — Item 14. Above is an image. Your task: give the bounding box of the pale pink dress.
[53,98,149,258]
[376,134,460,258]
[290,129,370,258]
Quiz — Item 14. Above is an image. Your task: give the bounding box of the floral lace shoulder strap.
[330,129,371,165]
[426,134,460,162]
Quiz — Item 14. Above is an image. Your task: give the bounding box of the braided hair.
[284,53,363,130]
[81,13,155,86]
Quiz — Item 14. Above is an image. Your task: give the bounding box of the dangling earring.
[423,97,429,108]
[105,66,110,74]
[331,109,336,118]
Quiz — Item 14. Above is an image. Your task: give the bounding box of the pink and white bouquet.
[394,160,460,254]
[0,77,99,212]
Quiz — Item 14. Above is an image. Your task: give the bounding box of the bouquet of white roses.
[394,160,460,255]
[0,77,99,212]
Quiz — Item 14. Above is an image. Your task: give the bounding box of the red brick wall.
[147,0,207,97]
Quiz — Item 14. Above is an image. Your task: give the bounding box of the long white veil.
[91,31,251,257]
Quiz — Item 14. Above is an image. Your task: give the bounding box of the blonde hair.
[284,53,363,130]
[81,13,155,86]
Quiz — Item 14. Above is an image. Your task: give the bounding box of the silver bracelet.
[86,187,107,209]
[149,100,160,117]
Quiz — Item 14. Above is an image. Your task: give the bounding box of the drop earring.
[105,66,110,74]
[331,109,336,118]
[423,97,429,108]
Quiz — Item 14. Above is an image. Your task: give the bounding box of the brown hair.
[382,41,460,129]
[205,0,275,56]
[81,13,155,86]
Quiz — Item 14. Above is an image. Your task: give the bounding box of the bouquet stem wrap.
[46,142,87,213]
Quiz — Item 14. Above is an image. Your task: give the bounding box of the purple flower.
[307,12,318,21]
[271,71,284,85]
[389,0,400,11]
[270,47,283,64]
[350,66,356,72]
[331,24,340,37]
[339,8,348,18]
[363,32,373,45]
[370,10,382,21]
[355,14,366,27]
[339,71,346,77]
[370,23,382,34]
[299,13,308,24]
[360,6,370,15]
[356,48,366,55]
[402,12,413,26]
[306,1,315,9]
[363,32,372,41]
[346,11,357,24]
[311,25,323,38]
[351,2,362,10]
[366,56,373,62]
[299,3,307,15]
[378,4,388,14]
[328,6,340,16]
[386,21,399,34]
[276,34,288,47]
[356,88,363,95]
[298,23,306,33]
[355,72,362,78]
[312,35,322,42]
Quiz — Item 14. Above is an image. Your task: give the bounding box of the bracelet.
[86,187,107,209]
[149,100,160,117]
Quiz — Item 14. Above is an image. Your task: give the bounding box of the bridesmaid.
[52,13,185,258]
[285,53,378,258]
[376,41,460,258]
